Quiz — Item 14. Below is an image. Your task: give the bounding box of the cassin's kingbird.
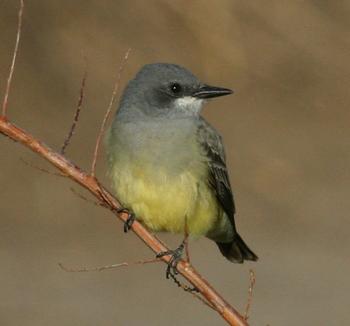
[106,63,257,264]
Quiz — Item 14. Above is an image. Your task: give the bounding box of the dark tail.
[216,233,258,263]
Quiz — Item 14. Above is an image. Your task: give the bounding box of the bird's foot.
[156,241,198,292]
[116,208,135,233]
[156,242,185,279]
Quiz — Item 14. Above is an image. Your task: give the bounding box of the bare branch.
[244,269,256,321]
[58,254,215,314]
[60,256,216,313]
[58,257,161,273]
[60,60,88,154]
[91,48,131,176]
[1,0,24,118]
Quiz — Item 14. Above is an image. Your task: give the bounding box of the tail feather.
[216,233,258,263]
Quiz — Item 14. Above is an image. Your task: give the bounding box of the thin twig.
[70,187,106,207]
[60,59,88,154]
[20,158,66,177]
[58,256,215,312]
[90,48,131,176]
[244,269,256,321]
[58,257,161,273]
[1,0,24,117]
[190,291,217,311]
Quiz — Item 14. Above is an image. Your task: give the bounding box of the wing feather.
[197,118,236,229]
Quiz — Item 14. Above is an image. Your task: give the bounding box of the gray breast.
[108,117,205,175]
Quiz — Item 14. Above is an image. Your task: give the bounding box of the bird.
[105,63,257,266]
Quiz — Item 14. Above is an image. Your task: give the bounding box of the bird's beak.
[192,84,233,99]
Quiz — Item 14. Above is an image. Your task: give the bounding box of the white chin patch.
[175,96,204,115]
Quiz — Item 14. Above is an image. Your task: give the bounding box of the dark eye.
[170,82,182,94]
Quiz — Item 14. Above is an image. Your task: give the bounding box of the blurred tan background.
[1,1,349,325]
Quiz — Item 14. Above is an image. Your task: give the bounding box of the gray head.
[117,63,233,120]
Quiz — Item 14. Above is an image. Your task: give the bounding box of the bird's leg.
[157,217,191,278]
[183,215,191,263]
[116,208,136,233]
[156,241,198,293]
[156,241,185,278]
[183,236,190,264]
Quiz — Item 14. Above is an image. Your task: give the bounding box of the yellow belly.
[109,163,221,237]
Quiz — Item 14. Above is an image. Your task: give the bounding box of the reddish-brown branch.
[0,117,248,326]
[91,48,131,176]
[1,0,24,117]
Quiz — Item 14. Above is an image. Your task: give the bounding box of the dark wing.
[197,118,236,230]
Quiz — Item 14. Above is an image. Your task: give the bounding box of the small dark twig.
[70,187,107,207]
[58,257,161,273]
[20,158,66,177]
[244,269,256,321]
[188,289,217,311]
[60,60,87,154]
[1,0,24,117]
[91,48,131,176]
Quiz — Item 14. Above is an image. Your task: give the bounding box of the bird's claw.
[156,242,185,279]
[156,242,198,292]
[117,208,135,233]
